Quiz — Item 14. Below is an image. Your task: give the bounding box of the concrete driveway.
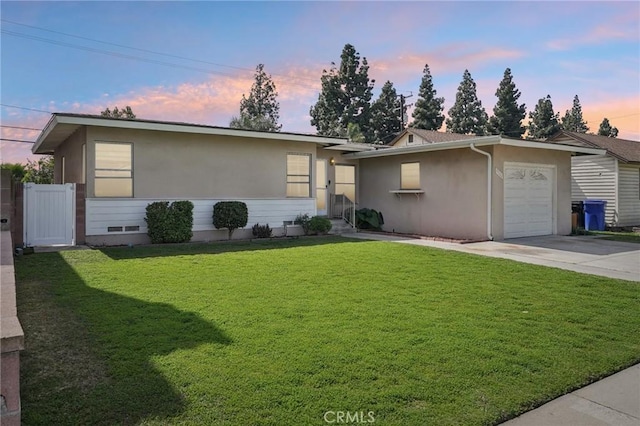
[347,233,640,282]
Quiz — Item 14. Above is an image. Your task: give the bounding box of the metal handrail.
[330,193,356,228]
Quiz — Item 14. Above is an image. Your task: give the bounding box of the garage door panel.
[504,165,554,239]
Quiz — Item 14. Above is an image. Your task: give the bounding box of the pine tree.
[527,95,561,139]
[310,44,374,141]
[446,69,488,135]
[230,64,281,132]
[561,95,589,133]
[488,68,526,138]
[371,81,404,143]
[597,118,618,138]
[410,64,444,130]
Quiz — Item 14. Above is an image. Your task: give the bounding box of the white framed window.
[286,153,311,197]
[95,142,133,197]
[401,162,420,189]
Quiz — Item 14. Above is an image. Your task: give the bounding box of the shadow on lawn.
[18,252,232,425]
[99,235,368,260]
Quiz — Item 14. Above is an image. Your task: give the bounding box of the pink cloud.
[547,13,639,50]
[108,67,321,130]
[581,96,640,141]
[369,44,525,84]
[1,113,52,164]
[1,66,325,164]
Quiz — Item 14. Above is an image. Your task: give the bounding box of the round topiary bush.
[308,216,332,235]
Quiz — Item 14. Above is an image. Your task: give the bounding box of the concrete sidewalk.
[502,364,640,426]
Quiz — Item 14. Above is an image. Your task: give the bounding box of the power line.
[1,18,262,75]
[0,138,35,144]
[0,20,321,89]
[1,125,42,131]
[0,104,52,114]
[605,113,639,120]
[1,29,244,80]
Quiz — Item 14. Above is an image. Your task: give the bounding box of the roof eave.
[497,139,606,155]
[345,135,500,158]
[32,114,60,154]
[34,113,348,152]
[345,136,607,159]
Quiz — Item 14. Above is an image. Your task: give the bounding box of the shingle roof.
[547,131,640,163]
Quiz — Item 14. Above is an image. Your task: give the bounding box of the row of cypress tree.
[230,43,618,142]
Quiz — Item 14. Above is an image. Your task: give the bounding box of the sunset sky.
[1,1,639,163]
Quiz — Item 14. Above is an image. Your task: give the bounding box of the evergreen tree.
[488,68,526,138]
[410,64,444,130]
[347,123,366,143]
[527,95,561,139]
[597,118,618,138]
[561,95,589,133]
[0,163,26,183]
[371,81,404,143]
[23,156,54,184]
[446,69,488,135]
[101,106,136,119]
[230,64,281,132]
[229,115,279,132]
[310,44,374,141]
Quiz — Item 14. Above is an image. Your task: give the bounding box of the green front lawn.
[591,230,640,244]
[16,237,640,425]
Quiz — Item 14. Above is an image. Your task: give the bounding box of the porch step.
[328,218,356,235]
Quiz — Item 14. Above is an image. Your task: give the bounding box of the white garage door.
[504,165,554,239]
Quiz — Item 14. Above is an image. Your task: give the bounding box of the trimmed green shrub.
[213,201,248,240]
[356,208,384,231]
[145,200,194,244]
[252,223,273,239]
[294,213,311,235]
[309,216,332,235]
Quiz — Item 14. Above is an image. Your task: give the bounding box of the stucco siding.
[491,145,572,239]
[85,126,318,199]
[358,148,488,240]
[570,155,617,225]
[618,164,640,226]
[85,198,315,244]
[53,127,86,184]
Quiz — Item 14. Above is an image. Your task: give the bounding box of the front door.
[316,159,328,216]
[335,164,355,201]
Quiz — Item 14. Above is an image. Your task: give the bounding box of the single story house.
[30,114,604,246]
[546,131,640,227]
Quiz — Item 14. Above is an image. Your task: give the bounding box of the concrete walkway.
[502,364,640,426]
[344,232,640,425]
[345,233,640,282]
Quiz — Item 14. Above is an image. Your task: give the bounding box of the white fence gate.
[24,183,76,247]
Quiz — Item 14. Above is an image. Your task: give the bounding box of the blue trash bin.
[583,200,607,231]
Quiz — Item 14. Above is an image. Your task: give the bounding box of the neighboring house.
[30,114,603,246]
[388,128,477,147]
[547,131,640,227]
